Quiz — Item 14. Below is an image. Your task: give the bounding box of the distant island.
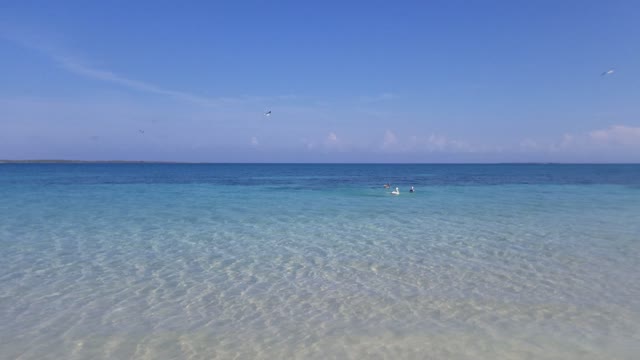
[0,160,185,164]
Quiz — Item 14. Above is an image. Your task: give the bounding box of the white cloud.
[321,132,350,151]
[588,125,640,147]
[559,134,575,148]
[381,132,475,153]
[519,138,540,150]
[426,135,448,150]
[512,124,640,162]
[425,135,474,152]
[1,27,299,107]
[299,138,315,150]
[0,25,216,105]
[524,125,640,154]
[382,130,398,148]
[53,55,216,105]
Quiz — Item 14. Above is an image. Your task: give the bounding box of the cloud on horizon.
[378,130,477,154]
[589,125,640,147]
[520,125,640,154]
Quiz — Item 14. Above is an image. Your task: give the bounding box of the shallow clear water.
[1,164,639,359]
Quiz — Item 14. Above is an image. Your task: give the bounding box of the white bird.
[264,111,272,117]
[391,187,400,195]
[601,68,615,76]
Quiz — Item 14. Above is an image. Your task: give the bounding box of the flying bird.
[138,129,145,134]
[264,111,271,117]
[601,68,615,76]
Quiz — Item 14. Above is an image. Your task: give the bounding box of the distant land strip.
[0,160,186,164]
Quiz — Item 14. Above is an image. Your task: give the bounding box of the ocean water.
[1,164,639,359]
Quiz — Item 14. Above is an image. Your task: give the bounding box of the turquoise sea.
[1,164,639,359]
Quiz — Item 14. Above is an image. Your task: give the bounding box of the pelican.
[391,187,400,195]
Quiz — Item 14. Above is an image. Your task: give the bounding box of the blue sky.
[1,0,639,162]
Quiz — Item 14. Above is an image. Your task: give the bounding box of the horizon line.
[2,159,639,165]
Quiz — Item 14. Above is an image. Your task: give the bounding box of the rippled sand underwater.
[1,164,639,359]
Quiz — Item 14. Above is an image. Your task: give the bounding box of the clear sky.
[1,0,639,162]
